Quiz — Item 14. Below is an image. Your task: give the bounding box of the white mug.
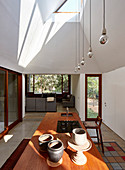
[72,128,87,146]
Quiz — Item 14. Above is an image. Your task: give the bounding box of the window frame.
[25,74,71,97]
[85,74,102,121]
[0,66,22,139]
[54,0,81,13]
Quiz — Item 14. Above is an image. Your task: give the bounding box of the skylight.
[57,0,81,13]
[45,0,81,44]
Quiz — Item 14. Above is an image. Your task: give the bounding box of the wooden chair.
[83,116,104,153]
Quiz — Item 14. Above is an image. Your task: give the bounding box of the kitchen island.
[14,112,108,170]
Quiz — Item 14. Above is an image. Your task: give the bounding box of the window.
[63,75,69,93]
[8,72,18,126]
[34,75,62,94]
[27,75,33,92]
[0,67,22,138]
[0,70,6,133]
[26,74,70,95]
[85,74,102,121]
[56,0,81,13]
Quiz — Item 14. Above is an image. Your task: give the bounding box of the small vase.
[47,140,64,163]
[39,134,54,151]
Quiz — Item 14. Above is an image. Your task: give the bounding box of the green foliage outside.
[87,77,99,118]
[35,75,62,93]
[87,108,98,118]
[63,75,69,92]
[27,74,69,94]
[87,77,99,99]
[27,75,33,92]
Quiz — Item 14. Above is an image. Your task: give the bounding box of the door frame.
[85,74,102,121]
[0,67,22,139]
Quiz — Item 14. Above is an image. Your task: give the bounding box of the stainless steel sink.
[61,113,73,117]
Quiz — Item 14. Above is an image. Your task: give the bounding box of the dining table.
[14,112,109,170]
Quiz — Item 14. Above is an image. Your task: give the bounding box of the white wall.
[79,74,85,121]
[102,67,125,140]
[71,74,80,113]
[71,74,85,121]
[71,71,125,140]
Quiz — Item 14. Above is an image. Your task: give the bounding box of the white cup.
[72,128,87,146]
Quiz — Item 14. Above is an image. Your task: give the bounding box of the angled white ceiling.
[0,0,23,72]
[83,0,125,73]
[24,22,100,74]
[18,0,67,68]
[0,0,125,74]
[37,0,66,22]
[18,2,79,68]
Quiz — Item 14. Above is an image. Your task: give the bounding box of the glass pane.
[63,75,69,93]
[34,75,62,94]
[0,70,6,133]
[8,73,18,126]
[54,75,62,94]
[27,75,33,92]
[58,0,81,12]
[34,75,43,94]
[87,77,99,118]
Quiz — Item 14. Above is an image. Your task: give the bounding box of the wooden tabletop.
[14,112,109,170]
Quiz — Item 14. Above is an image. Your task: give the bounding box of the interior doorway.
[85,74,102,121]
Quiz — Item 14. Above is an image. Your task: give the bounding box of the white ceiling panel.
[37,0,66,22]
[0,0,125,74]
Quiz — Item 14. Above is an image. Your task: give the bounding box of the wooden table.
[14,112,109,170]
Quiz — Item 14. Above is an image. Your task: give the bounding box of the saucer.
[68,139,92,165]
[47,157,63,167]
[68,139,92,152]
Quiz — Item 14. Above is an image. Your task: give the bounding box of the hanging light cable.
[74,33,78,73]
[77,16,81,70]
[77,1,80,71]
[99,0,108,44]
[74,2,78,73]
[87,0,93,58]
[81,0,85,65]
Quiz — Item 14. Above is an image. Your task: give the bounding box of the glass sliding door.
[0,67,22,139]
[0,70,6,133]
[85,74,102,120]
[8,72,18,126]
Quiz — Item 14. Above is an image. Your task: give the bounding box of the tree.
[87,77,99,99]
[34,75,62,93]
[28,74,69,94]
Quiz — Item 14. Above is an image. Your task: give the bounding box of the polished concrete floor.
[0,103,125,167]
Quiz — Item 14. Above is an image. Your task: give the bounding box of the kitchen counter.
[14,112,108,170]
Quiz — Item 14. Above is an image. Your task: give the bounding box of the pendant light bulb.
[87,47,93,58]
[81,57,85,65]
[77,63,80,70]
[99,0,108,44]
[99,28,108,44]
